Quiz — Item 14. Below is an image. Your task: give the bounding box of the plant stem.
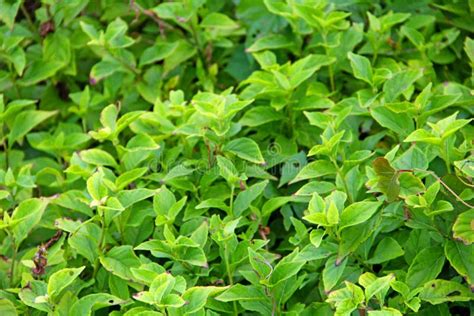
[224,248,233,286]
[81,116,87,133]
[425,170,474,208]
[408,168,474,208]
[93,213,107,278]
[98,219,107,251]
[189,20,205,65]
[455,174,474,188]
[20,5,36,34]
[224,243,238,316]
[443,140,451,174]
[9,237,17,287]
[330,157,352,203]
[371,37,379,65]
[328,63,335,92]
[204,137,212,169]
[130,0,167,38]
[326,226,339,242]
[1,129,8,169]
[159,306,168,316]
[229,185,235,217]
[322,33,335,92]
[92,257,100,279]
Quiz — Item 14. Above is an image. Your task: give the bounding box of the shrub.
[0,0,473,315]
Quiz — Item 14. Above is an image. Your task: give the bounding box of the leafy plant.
[0,0,473,315]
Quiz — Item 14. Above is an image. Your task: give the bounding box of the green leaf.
[465,37,474,63]
[269,258,306,286]
[309,229,325,248]
[0,299,17,316]
[47,267,85,301]
[139,42,178,67]
[240,106,284,126]
[18,61,64,86]
[419,280,473,304]
[404,129,440,144]
[68,222,101,264]
[406,247,445,289]
[101,105,122,132]
[453,209,474,244]
[339,201,382,231]
[156,196,187,225]
[10,198,50,245]
[252,51,277,70]
[380,12,410,30]
[100,246,141,281]
[262,196,297,217]
[163,40,197,73]
[80,148,118,167]
[373,157,400,202]
[135,238,207,267]
[295,181,335,196]
[117,188,155,208]
[216,155,240,184]
[247,34,295,52]
[86,170,108,203]
[0,0,21,29]
[104,18,134,48]
[326,201,340,226]
[445,240,474,287]
[18,281,51,313]
[454,158,474,178]
[216,284,267,302]
[383,70,422,102]
[90,59,123,82]
[116,167,148,190]
[289,54,336,88]
[272,70,291,90]
[145,273,178,305]
[401,25,425,49]
[359,272,395,302]
[234,180,268,216]
[323,256,347,292]
[153,186,175,216]
[368,308,403,316]
[162,165,194,183]
[8,110,57,146]
[338,217,378,260]
[196,199,229,212]
[367,237,404,264]
[326,281,364,315]
[10,47,26,76]
[179,286,226,314]
[223,137,265,164]
[70,294,124,316]
[201,12,239,29]
[347,52,373,85]
[290,160,337,183]
[43,32,71,66]
[248,248,272,278]
[371,107,414,136]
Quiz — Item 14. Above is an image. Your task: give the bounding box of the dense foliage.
[0,0,473,315]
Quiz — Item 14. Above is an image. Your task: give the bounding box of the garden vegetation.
[0,0,473,315]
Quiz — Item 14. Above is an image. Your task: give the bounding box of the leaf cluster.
[0,0,473,315]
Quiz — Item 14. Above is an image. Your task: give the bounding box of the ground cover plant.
[0,0,473,315]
